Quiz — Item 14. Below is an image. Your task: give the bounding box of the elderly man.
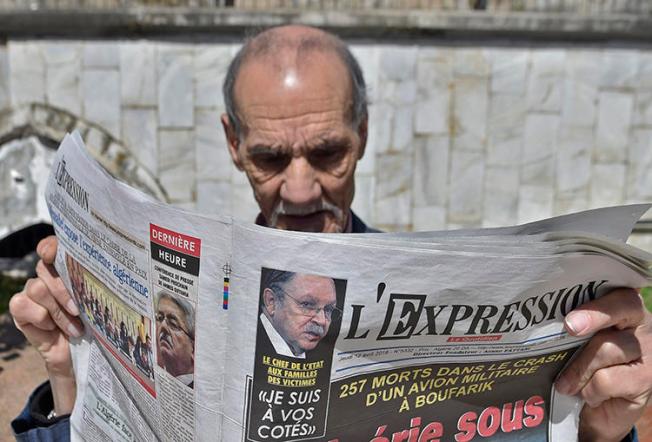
[155,291,195,387]
[259,269,339,358]
[9,25,652,442]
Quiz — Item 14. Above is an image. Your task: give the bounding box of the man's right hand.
[9,235,82,415]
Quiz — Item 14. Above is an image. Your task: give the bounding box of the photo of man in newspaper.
[155,290,195,388]
[65,253,156,395]
[247,268,347,442]
[259,269,342,359]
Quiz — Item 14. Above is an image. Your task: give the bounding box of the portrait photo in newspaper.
[246,268,347,442]
[155,290,196,389]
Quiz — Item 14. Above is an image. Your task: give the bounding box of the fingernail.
[68,323,83,338]
[66,299,80,316]
[565,311,590,335]
[555,376,571,395]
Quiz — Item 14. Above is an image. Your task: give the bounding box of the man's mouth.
[269,200,345,233]
[304,331,323,341]
[281,211,328,232]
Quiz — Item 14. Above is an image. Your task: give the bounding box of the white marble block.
[194,45,231,108]
[452,76,488,151]
[600,50,639,89]
[82,69,121,137]
[120,43,157,106]
[562,50,600,127]
[195,108,232,181]
[639,53,652,90]
[83,42,119,68]
[490,49,527,95]
[158,47,194,128]
[350,45,380,102]
[527,50,565,112]
[392,104,414,151]
[0,48,8,110]
[196,180,232,216]
[522,113,559,186]
[590,163,626,207]
[556,126,592,194]
[375,152,412,226]
[412,135,449,207]
[518,185,553,224]
[44,43,82,115]
[159,129,195,201]
[351,174,375,225]
[412,206,446,231]
[416,48,453,91]
[633,92,652,127]
[483,166,519,227]
[231,182,260,223]
[448,150,484,224]
[366,102,393,156]
[122,109,158,176]
[487,94,525,167]
[414,88,449,135]
[627,129,652,200]
[595,91,633,163]
[8,42,46,105]
[379,45,417,82]
[454,48,490,77]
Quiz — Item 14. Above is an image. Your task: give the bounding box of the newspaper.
[45,132,652,442]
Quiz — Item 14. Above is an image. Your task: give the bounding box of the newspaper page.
[44,132,652,442]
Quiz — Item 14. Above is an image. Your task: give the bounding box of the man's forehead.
[288,274,336,295]
[158,297,182,313]
[234,51,352,117]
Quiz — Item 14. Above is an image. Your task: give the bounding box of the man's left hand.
[555,288,652,442]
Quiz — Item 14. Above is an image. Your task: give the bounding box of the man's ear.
[262,288,277,316]
[221,113,244,171]
[357,116,368,160]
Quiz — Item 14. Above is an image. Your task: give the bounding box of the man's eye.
[308,146,347,170]
[250,151,291,172]
[300,302,316,309]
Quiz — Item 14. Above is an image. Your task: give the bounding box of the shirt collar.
[260,312,306,359]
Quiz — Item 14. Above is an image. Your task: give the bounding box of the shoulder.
[350,211,381,234]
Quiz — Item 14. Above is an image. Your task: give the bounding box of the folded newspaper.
[46,132,652,442]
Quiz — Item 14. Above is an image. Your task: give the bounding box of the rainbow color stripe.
[223,277,229,309]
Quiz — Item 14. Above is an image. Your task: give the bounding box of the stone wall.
[0,39,651,248]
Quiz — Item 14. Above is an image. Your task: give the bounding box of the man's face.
[156,297,194,377]
[266,274,337,356]
[223,50,366,233]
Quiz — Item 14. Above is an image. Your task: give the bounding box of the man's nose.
[280,157,321,206]
[311,308,329,326]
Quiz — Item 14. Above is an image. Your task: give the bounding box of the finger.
[556,328,641,395]
[18,323,73,372]
[24,278,83,338]
[564,288,644,336]
[9,290,57,331]
[579,363,651,408]
[35,259,79,316]
[36,235,58,264]
[579,398,644,442]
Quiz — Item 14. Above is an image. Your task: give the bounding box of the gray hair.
[263,268,296,304]
[156,291,195,339]
[223,27,368,139]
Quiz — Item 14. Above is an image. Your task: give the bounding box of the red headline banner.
[150,224,201,257]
